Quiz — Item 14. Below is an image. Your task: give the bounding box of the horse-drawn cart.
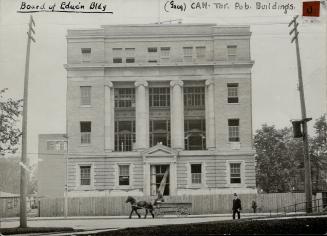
[153,202,192,217]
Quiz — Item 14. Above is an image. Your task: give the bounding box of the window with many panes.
[227,45,237,61]
[196,46,206,59]
[80,166,91,185]
[47,141,66,151]
[119,165,130,186]
[230,163,241,183]
[80,121,91,144]
[149,87,170,108]
[125,48,135,63]
[148,47,157,53]
[115,120,136,151]
[183,47,193,62]
[114,88,135,108]
[184,119,206,150]
[160,47,170,62]
[81,48,91,62]
[80,86,91,106]
[113,48,123,63]
[227,83,239,103]
[228,119,240,142]
[148,47,158,63]
[184,87,205,109]
[191,164,202,184]
[150,120,170,147]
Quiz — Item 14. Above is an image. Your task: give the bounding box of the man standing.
[232,193,242,219]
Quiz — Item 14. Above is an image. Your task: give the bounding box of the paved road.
[1,214,267,231]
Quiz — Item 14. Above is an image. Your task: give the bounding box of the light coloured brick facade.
[39,24,256,197]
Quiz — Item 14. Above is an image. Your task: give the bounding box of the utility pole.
[288,15,312,213]
[20,15,36,228]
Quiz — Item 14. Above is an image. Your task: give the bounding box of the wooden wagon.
[153,202,192,217]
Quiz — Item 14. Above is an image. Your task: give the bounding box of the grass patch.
[0,227,75,235]
[95,217,327,235]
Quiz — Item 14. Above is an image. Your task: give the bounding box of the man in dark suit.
[232,193,242,219]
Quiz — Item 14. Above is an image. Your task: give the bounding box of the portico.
[142,144,178,196]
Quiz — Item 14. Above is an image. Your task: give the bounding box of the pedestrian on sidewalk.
[252,200,257,213]
[232,193,242,219]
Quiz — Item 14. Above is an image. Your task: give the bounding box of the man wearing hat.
[232,193,242,219]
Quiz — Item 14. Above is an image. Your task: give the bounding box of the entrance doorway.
[150,165,170,196]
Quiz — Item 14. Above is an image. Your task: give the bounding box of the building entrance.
[150,165,170,196]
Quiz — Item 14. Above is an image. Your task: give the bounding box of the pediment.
[142,144,178,156]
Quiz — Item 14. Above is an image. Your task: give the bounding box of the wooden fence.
[0,197,20,218]
[38,192,312,217]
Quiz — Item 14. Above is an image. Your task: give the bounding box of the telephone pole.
[288,15,312,213]
[20,15,36,228]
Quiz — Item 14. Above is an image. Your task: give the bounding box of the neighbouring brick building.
[38,24,256,197]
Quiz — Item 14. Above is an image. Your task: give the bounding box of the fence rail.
[35,192,322,217]
[273,197,327,216]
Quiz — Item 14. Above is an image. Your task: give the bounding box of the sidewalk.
[1,212,282,222]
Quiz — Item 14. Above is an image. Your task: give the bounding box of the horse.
[125,196,155,219]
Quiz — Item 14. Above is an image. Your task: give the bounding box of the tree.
[0,157,37,194]
[310,115,327,193]
[254,125,289,192]
[0,157,20,193]
[0,88,23,155]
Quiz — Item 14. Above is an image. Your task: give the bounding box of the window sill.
[149,107,170,110]
[80,105,92,108]
[80,144,91,147]
[75,185,95,191]
[115,185,133,190]
[187,184,205,189]
[226,183,245,188]
[114,107,136,110]
[227,103,240,105]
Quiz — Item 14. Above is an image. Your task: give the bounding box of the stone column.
[170,157,177,196]
[135,81,149,150]
[104,81,114,152]
[170,80,184,150]
[205,79,216,150]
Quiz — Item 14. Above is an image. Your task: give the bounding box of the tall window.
[227,83,239,103]
[184,87,205,108]
[148,47,158,63]
[196,46,206,59]
[119,165,130,186]
[228,119,240,142]
[80,121,91,144]
[80,166,91,185]
[149,87,170,108]
[183,47,193,62]
[191,164,202,184]
[184,119,206,150]
[114,88,135,108]
[150,120,170,147]
[227,45,237,61]
[125,48,135,63]
[230,163,241,183]
[81,48,91,62]
[115,120,135,151]
[160,47,170,62]
[113,48,123,63]
[80,86,91,106]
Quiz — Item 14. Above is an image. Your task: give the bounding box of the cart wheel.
[154,208,161,218]
[176,207,182,217]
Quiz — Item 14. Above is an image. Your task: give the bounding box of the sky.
[0,0,326,165]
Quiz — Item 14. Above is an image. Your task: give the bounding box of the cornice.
[64,61,254,70]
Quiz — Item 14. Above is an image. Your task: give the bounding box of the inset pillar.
[135,81,149,150]
[170,80,184,150]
